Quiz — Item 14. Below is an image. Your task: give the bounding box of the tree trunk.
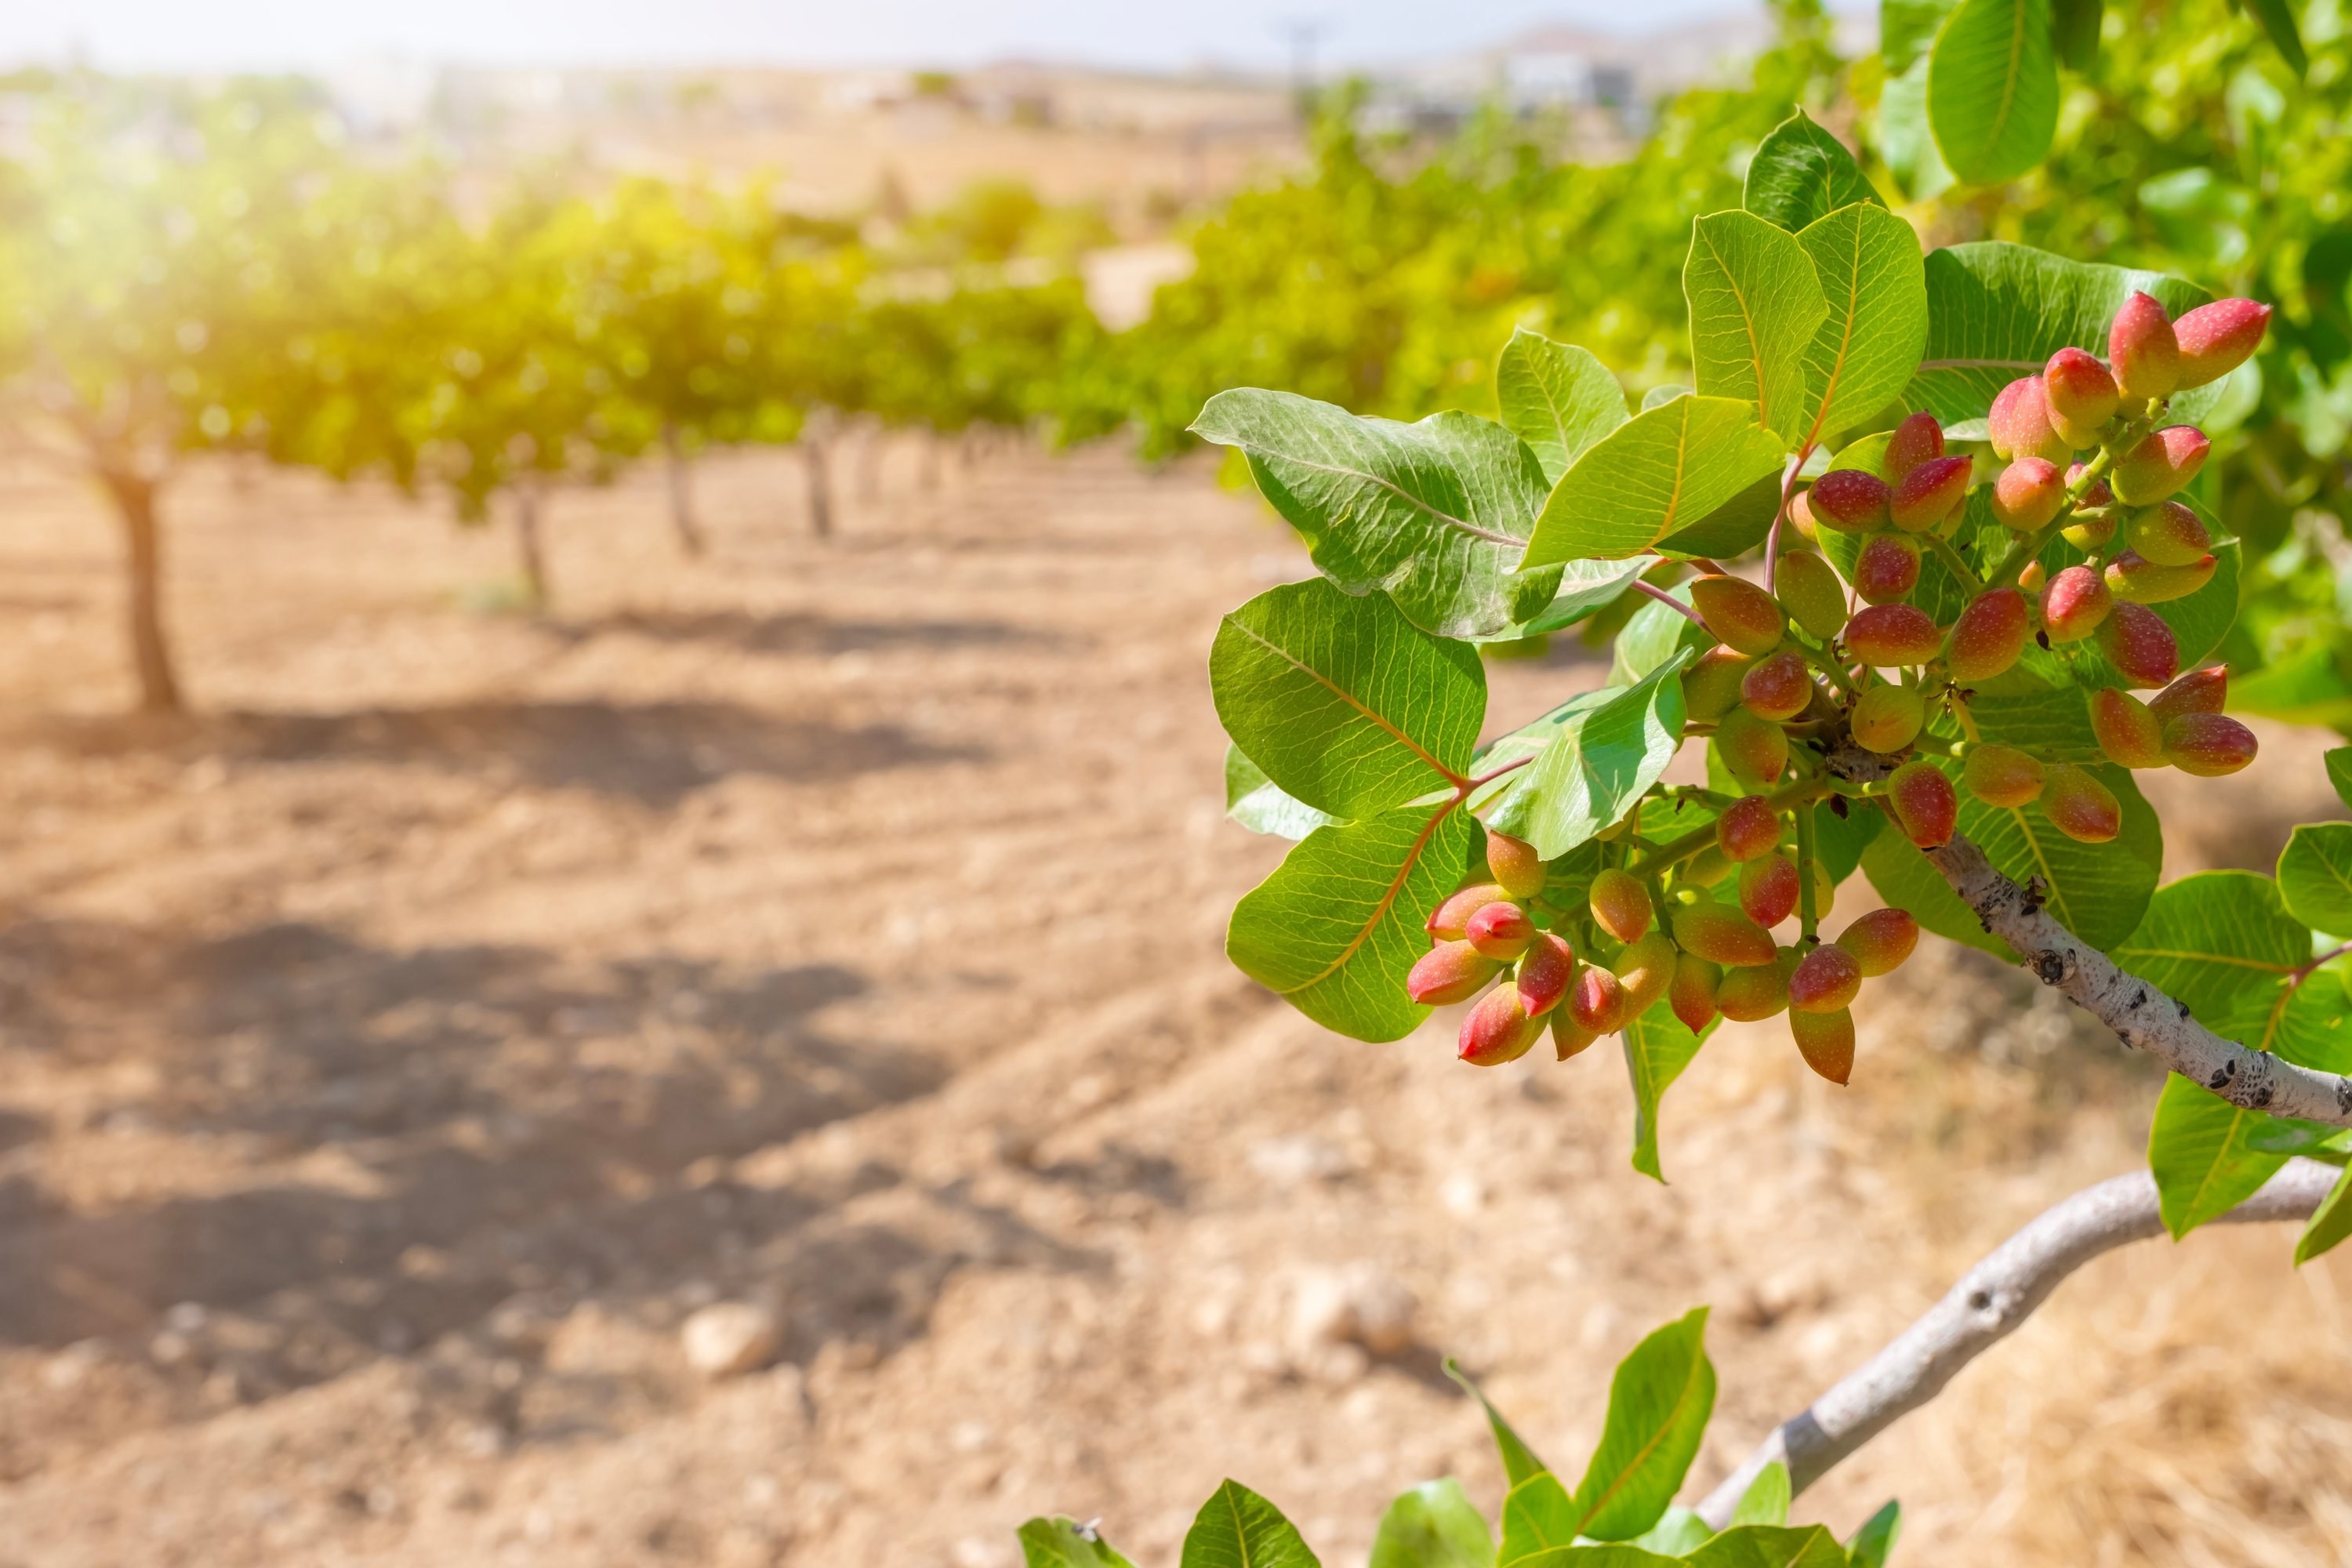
[514,482,552,608]
[662,422,706,557]
[804,437,833,539]
[856,426,884,503]
[920,435,942,492]
[100,470,183,713]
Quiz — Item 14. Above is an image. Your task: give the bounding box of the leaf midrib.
[1229,441,1523,549]
[1284,801,1454,996]
[1223,615,1466,791]
[1576,1352,1706,1534]
[1697,224,1777,431]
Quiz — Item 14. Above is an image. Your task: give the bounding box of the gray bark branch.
[1697,1159,2339,1526]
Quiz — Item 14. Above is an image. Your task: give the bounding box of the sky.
[3,0,1788,75]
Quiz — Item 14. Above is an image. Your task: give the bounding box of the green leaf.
[2149,1074,2293,1238]
[1444,1359,1552,1490]
[1228,801,1479,1042]
[1371,1480,1497,1568]
[1192,390,1551,639]
[1926,0,2061,185]
[1625,997,1718,1183]
[1608,589,1713,688]
[1744,111,1886,234]
[1019,1518,1140,1568]
[1860,818,2019,961]
[1641,385,1692,411]
[1631,1508,1714,1555]
[2296,1164,2352,1266]
[2111,870,2307,1024]
[1503,1549,1681,1568]
[1886,0,1963,69]
[1570,1308,1716,1542]
[1497,328,1631,486]
[1501,559,1654,641]
[1507,655,1693,860]
[2245,0,2309,76]
[1525,397,1789,564]
[1683,1525,1850,1568]
[1499,1474,1581,1566]
[2332,749,2352,815]
[2279,823,2352,936]
[1225,744,1341,840]
[1846,1501,1904,1568]
[2050,0,2103,69]
[1906,242,2209,424]
[1728,1464,1792,1528]
[2232,648,2352,731]
[1685,211,1831,445]
[1793,203,1928,446]
[1814,795,1885,886]
[1879,51,1956,202]
[1181,1480,1320,1568]
[1212,578,1486,819]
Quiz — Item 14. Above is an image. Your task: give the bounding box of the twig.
[1697,1159,2340,1526]
[1632,579,1711,632]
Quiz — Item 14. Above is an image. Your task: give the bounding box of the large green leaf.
[1499,1475,1581,1566]
[1570,1308,1716,1542]
[1926,0,2060,185]
[1503,1550,1680,1568]
[1625,998,1718,1183]
[2329,748,2352,813]
[1744,111,1886,234]
[1181,1480,1321,1568]
[1497,328,1631,486]
[1879,51,1955,202]
[1524,397,1789,564]
[2246,0,2310,76]
[1371,1480,1497,1568]
[1446,1359,1552,1489]
[1727,1464,1792,1529]
[1631,1509,1714,1555]
[2112,870,2307,1023]
[1225,745,1341,840]
[1607,589,1713,688]
[1793,203,1928,445]
[1814,794,1885,886]
[1020,1518,1140,1568]
[2050,0,2103,67]
[2297,1164,2352,1265]
[1682,1525,1850,1568]
[1653,470,1788,561]
[1905,243,2209,423]
[1192,390,1550,639]
[2232,648,2352,731]
[1686,211,1831,445]
[1228,801,1479,1042]
[2149,1073,2296,1238]
[1501,559,1655,641]
[2279,823,2352,936]
[1501,655,1692,860]
[1212,578,1486,819]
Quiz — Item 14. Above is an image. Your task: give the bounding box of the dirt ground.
[0,439,2347,1567]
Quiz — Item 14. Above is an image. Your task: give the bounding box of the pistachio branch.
[1696,1158,2341,1527]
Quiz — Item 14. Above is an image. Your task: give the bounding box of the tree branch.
[1697,1158,2340,1527]
[1929,834,2352,1129]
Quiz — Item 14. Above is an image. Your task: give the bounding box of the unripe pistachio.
[2042,347,2121,448]
[2089,688,2167,768]
[1789,1006,1857,1085]
[2042,764,2122,843]
[1787,488,1820,543]
[1991,456,2067,532]
[1485,828,1547,900]
[1683,647,1755,722]
[1739,851,1802,927]
[1889,455,1973,532]
[2093,600,2180,688]
[1716,794,1783,862]
[1944,588,2032,684]
[1963,742,2045,807]
[1515,930,1577,1017]
[1588,866,1653,944]
[1715,709,1789,790]
[1740,650,1814,721]
[2171,298,2271,390]
[1716,946,1799,1021]
[1808,469,1892,533]
[2060,510,2118,551]
[2111,426,2210,506]
[1670,951,1722,1034]
[2147,666,2227,726]
[2122,500,2210,568]
[1853,532,1922,605]
[1426,882,1510,941]
[2162,712,2259,777]
[1552,1008,1601,1061]
[1459,984,1543,1065]
[1672,900,1780,968]
[2019,561,2048,593]
[1836,907,1920,978]
[1844,603,1941,666]
[1849,684,1927,754]
[1882,412,1945,484]
[1408,940,1501,1006]
[2038,564,2112,644]
[1789,942,1863,1013]
[1681,844,1736,889]
[1690,574,1787,655]
[2109,291,2180,402]
[1774,551,1849,641]
[2104,550,2216,605]
[1465,901,1535,960]
[1614,932,1679,1014]
[1988,376,2071,465]
[2065,460,2114,508]
[1567,963,1631,1036]
[1886,759,1958,848]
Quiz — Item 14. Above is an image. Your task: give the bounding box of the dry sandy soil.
[0,440,2347,1567]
